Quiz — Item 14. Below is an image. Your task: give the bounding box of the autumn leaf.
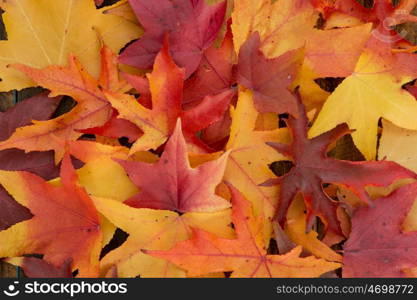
[0,45,126,162]
[119,0,227,78]
[264,93,417,235]
[343,181,417,277]
[0,0,141,91]
[183,24,236,106]
[232,0,318,58]
[224,88,288,245]
[1,0,417,280]
[0,154,102,277]
[58,139,155,247]
[146,183,341,277]
[93,196,233,277]
[107,42,234,154]
[117,119,230,212]
[237,32,303,115]
[182,26,235,150]
[309,41,417,160]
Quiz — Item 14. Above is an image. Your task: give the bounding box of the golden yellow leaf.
[0,0,141,91]
[225,88,289,245]
[309,50,417,160]
[231,0,317,57]
[93,196,233,277]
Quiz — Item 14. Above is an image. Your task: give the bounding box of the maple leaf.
[0,93,60,231]
[294,23,372,111]
[4,257,73,278]
[232,0,318,58]
[93,195,233,277]
[107,42,234,154]
[0,0,141,91]
[224,88,288,245]
[0,154,102,277]
[146,183,341,277]
[119,0,227,78]
[117,120,230,212]
[182,25,236,150]
[343,182,417,277]
[183,23,236,106]
[264,93,417,235]
[237,32,303,115]
[309,43,417,160]
[0,45,127,162]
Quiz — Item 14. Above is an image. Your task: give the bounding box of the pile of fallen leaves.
[2,0,417,278]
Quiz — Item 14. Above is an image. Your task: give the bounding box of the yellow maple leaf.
[231,0,317,57]
[225,88,289,245]
[309,49,417,160]
[0,0,141,91]
[93,196,234,277]
[104,43,184,154]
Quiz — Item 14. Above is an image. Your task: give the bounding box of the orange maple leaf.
[146,183,341,277]
[0,154,102,277]
[0,46,126,162]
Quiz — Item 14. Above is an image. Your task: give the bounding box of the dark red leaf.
[183,24,236,106]
[117,120,230,213]
[119,0,227,78]
[344,182,417,277]
[264,93,417,235]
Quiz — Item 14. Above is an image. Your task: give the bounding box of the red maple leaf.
[109,41,235,153]
[344,182,417,277]
[117,120,230,213]
[264,93,417,235]
[183,23,236,106]
[237,33,303,115]
[119,0,227,78]
[0,154,102,276]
